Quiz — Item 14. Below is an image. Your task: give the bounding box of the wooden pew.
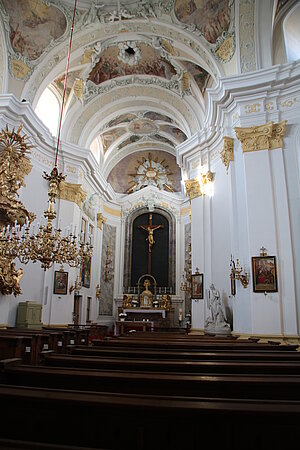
[67,344,300,361]
[0,383,299,450]
[3,362,300,401]
[42,352,300,375]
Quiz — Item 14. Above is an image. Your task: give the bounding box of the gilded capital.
[269,120,287,149]
[58,181,86,208]
[184,179,201,200]
[220,136,234,173]
[235,121,287,153]
[97,213,107,230]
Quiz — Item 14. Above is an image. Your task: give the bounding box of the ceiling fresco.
[174,0,231,44]
[2,0,67,60]
[98,112,187,154]
[88,44,176,85]
[107,151,182,194]
[181,62,211,94]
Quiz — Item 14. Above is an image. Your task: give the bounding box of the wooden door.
[73,294,81,325]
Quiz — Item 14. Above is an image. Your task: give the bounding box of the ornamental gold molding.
[58,181,86,208]
[184,179,201,200]
[220,137,234,173]
[269,120,287,149]
[235,121,287,153]
[97,213,107,230]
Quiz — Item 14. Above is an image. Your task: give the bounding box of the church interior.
[0,0,300,448]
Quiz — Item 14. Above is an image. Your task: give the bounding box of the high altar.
[116,275,174,333]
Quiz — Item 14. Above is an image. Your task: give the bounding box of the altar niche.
[131,212,169,287]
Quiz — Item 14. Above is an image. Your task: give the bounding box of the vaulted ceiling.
[1,0,236,195]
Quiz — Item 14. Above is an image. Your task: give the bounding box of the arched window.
[35,87,60,137]
[283,4,300,62]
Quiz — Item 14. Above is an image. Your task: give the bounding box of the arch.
[283,3,300,62]
[123,206,176,294]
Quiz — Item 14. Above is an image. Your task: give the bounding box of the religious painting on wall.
[252,256,278,293]
[191,273,203,299]
[53,271,68,295]
[81,257,92,288]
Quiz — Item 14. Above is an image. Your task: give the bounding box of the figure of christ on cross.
[138,213,164,273]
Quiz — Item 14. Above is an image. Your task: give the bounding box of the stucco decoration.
[174,0,231,44]
[239,0,256,73]
[70,85,197,145]
[107,150,182,194]
[0,0,72,81]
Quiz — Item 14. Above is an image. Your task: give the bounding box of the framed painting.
[252,256,278,293]
[81,256,92,288]
[54,271,68,295]
[191,273,204,299]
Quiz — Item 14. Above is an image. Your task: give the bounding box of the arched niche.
[123,206,176,294]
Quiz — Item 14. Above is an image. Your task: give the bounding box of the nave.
[0,327,300,450]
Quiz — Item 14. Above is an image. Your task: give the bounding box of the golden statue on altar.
[122,294,133,308]
[159,294,172,311]
[140,279,153,308]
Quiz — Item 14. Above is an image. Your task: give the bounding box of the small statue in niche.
[140,279,153,308]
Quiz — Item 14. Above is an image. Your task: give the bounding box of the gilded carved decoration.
[220,137,234,173]
[0,124,35,296]
[235,121,287,153]
[97,213,107,230]
[58,181,86,208]
[0,124,35,227]
[184,179,201,201]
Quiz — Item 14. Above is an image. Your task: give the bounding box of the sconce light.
[230,255,249,288]
[69,274,82,295]
[104,244,113,282]
[96,284,101,299]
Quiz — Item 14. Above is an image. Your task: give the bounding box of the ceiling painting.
[118,135,141,150]
[153,134,174,146]
[100,128,127,152]
[128,118,159,136]
[174,0,231,44]
[108,113,137,128]
[159,125,187,143]
[2,0,67,60]
[54,69,82,98]
[144,112,174,123]
[182,61,211,94]
[107,151,182,194]
[88,44,176,85]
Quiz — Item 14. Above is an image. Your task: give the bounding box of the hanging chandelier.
[0,0,92,295]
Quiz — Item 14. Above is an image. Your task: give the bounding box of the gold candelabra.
[230,255,249,288]
[104,244,113,282]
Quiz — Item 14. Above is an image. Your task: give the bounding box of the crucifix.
[139,213,163,273]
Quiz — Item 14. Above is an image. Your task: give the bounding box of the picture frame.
[81,256,92,288]
[53,271,68,295]
[191,273,204,299]
[252,256,278,293]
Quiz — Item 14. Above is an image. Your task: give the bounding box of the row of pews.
[0,329,300,449]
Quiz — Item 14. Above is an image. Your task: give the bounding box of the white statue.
[205,283,231,334]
